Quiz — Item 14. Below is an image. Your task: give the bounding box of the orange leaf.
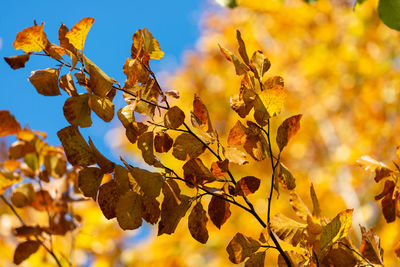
[359,225,383,265]
[228,121,247,146]
[65,17,95,50]
[276,114,302,152]
[211,159,229,177]
[0,110,20,137]
[13,23,48,53]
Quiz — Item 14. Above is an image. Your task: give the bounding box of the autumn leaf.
[0,170,23,194]
[236,30,250,65]
[235,176,260,196]
[208,195,231,229]
[11,183,35,208]
[228,121,247,146]
[57,126,96,167]
[97,180,119,220]
[43,150,67,178]
[172,133,205,161]
[158,180,191,235]
[188,201,209,244]
[116,191,143,230]
[13,240,40,265]
[375,179,399,223]
[59,73,78,96]
[223,146,249,165]
[276,163,296,190]
[13,226,42,237]
[276,114,302,152]
[310,183,321,218]
[277,251,307,267]
[0,110,21,137]
[142,196,161,224]
[4,54,31,70]
[65,17,95,50]
[210,159,229,177]
[13,23,48,53]
[154,132,173,153]
[191,94,214,136]
[164,106,185,129]
[219,45,249,75]
[117,105,135,128]
[357,155,394,182]
[83,56,113,97]
[250,51,271,79]
[78,167,104,200]
[244,251,266,267]
[88,94,115,122]
[137,132,162,167]
[226,232,260,263]
[270,213,307,246]
[29,68,61,96]
[183,158,216,187]
[289,191,311,221]
[129,167,164,198]
[63,93,92,127]
[319,209,354,257]
[131,28,164,60]
[359,225,384,265]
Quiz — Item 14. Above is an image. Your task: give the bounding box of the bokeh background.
[2,0,400,266]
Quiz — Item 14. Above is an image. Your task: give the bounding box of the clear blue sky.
[0,0,218,162]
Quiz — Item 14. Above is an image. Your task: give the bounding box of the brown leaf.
[228,121,247,146]
[310,183,321,218]
[208,195,231,229]
[142,196,161,224]
[59,73,78,96]
[65,17,94,50]
[114,164,131,195]
[13,23,48,53]
[137,132,162,167]
[125,122,148,144]
[223,146,248,165]
[78,167,104,200]
[245,251,266,267]
[11,183,35,208]
[172,133,205,161]
[191,94,214,136]
[154,132,173,153]
[8,140,35,160]
[57,126,95,167]
[88,137,114,173]
[83,56,113,97]
[226,232,260,263]
[4,54,30,69]
[0,110,21,137]
[117,105,135,128]
[13,240,40,265]
[116,191,143,230]
[359,225,383,265]
[357,155,394,182]
[270,213,307,246]
[74,72,90,89]
[28,68,61,96]
[276,114,302,152]
[123,58,149,88]
[236,30,250,65]
[97,180,119,220]
[129,167,164,198]
[276,163,296,190]
[183,158,216,187]
[89,94,115,122]
[130,28,164,61]
[188,201,209,244]
[63,93,92,127]
[235,176,261,196]
[219,45,249,75]
[244,135,266,161]
[158,180,191,235]
[13,226,42,237]
[164,106,185,129]
[394,240,400,258]
[31,190,66,213]
[277,251,307,267]
[211,159,229,177]
[230,86,256,118]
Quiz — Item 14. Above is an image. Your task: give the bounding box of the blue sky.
[0,0,217,162]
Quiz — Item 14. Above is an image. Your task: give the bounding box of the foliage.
[2,0,400,265]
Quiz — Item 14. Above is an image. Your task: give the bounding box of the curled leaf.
[65,17,95,50]
[29,68,61,96]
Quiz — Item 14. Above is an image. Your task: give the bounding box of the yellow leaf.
[250,51,270,79]
[88,94,114,122]
[0,110,21,137]
[28,68,61,96]
[117,105,135,128]
[0,170,22,194]
[83,56,113,97]
[78,167,104,200]
[255,82,286,124]
[116,191,143,230]
[289,191,311,221]
[356,155,394,182]
[226,232,260,263]
[65,17,95,50]
[219,44,249,75]
[319,209,354,257]
[57,125,96,167]
[223,146,249,165]
[13,23,48,53]
[131,28,164,60]
[63,93,92,127]
[270,213,307,246]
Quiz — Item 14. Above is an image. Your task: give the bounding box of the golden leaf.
[129,167,164,198]
[359,225,384,265]
[63,93,92,127]
[250,51,271,79]
[65,17,95,50]
[28,68,61,96]
[131,28,164,60]
[219,45,249,75]
[223,146,249,165]
[0,110,21,137]
[13,23,48,53]
[235,176,261,196]
[88,94,114,122]
[357,155,394,182]
[117,105,135,128]
[0,170,22,195]
[270,213,307,246]
[226,232,260,263]
[228,121,247,146]
[276,114,302,152]
[245,251,266,267]
[83,56,113,97]
[59,73,78,96]
[183,158,216,187]
[289,191,311,221]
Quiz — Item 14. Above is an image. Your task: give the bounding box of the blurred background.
[2,0,400,266]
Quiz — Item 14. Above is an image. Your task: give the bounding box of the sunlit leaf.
[356,155,394,182]
[129,167,164,198]
[228,121,247,146]
[0,170,22,194]
[250,51,270,79]
[137,132,162,167]
[223,146,249,165]
[188,201,209,244]
[13,23,48,53]
[289,191,311,221]
[131,28,164,60]
[154,132,173,153]
[235,176,260,196]
[83,56,113,97]
[219,45,249,75]
[183,158,216,187]
[270,213,307,246]
[89,94,115,122]
[65,17,95,50]
[244,251,266,267]
[191,94,214,136]
[211,159,229,177]
[117,105,135,128]
[165,106,185,129]
[276,114,302,152]
[236,30,249,65]
[276,163,296,190]
[226,232,260,263]
[172,133,205,161]
[0,110,21,137]
[28,68,61,96]
[59,73,78,96]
